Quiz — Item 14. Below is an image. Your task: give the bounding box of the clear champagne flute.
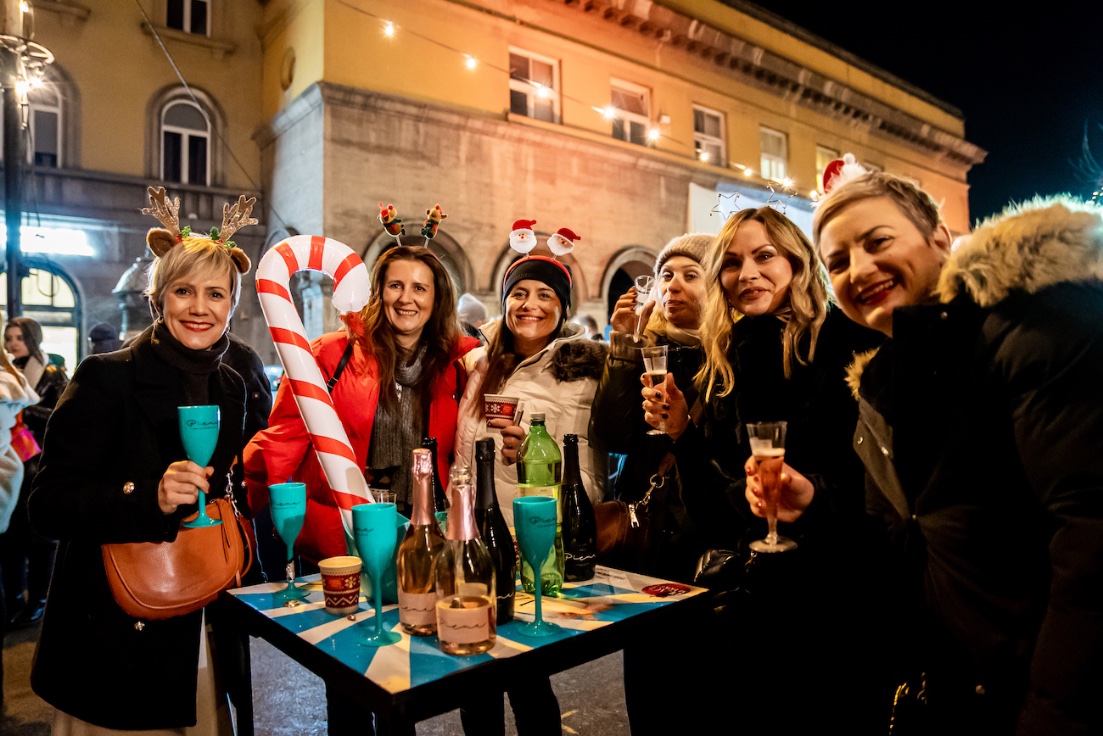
[640,345,668,435]
[269,481,310,601]
[353,502,402,646]
[512,496,561,637]
[634,275,655,337]
[746,422,796,553]
[178,405,221,528]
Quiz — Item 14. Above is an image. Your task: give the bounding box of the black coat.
[670,308,892,735]
[589,330,706,581]
[27,328,246,730]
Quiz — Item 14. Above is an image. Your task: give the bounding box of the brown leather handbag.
[102,495,253,620]
[594,452,674,569]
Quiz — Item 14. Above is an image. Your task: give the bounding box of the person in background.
[88,321,123,355]
[649,207,887,734]
[245,245,479,573]
[453,241,606,736]
[0,315,68,628]
[456,291,489,342]
[27,187,256,732]
[569,312,603,341]
[0,340,38,711]
[792,165,1103,733]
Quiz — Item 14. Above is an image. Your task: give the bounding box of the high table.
[220,566,708,735]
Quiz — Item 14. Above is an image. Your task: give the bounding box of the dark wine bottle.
[474,437,517,623]
[421,436,447,513]
[561,433,597,581]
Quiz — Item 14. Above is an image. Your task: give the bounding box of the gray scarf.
[368,344,426,506]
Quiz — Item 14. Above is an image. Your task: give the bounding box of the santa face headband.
[503,218,578,311]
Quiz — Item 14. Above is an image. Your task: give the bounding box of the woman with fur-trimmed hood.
[803,165,1103,734]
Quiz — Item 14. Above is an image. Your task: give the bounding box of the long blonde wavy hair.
[697,207,832,400]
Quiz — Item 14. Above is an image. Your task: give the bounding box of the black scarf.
[149,320,229,406]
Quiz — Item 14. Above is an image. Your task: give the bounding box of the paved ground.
[2,619,630,735]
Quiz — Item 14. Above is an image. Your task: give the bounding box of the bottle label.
[398,590,437,626]
[436,595,493,644]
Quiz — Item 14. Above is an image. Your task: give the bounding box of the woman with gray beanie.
[589,232,713,736]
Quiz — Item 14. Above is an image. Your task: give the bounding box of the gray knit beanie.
[655,233,713,275]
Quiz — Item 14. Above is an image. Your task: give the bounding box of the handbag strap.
[325,341,355,393]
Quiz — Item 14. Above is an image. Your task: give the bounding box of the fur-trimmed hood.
[937,196,1103,307]
[847,196,1103,395]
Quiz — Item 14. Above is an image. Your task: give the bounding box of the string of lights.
[333,0,809,197]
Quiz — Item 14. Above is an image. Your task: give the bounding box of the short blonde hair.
[145,237,244,317]
[812,172,943,247]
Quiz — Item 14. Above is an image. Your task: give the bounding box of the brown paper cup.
[318,555,362,615]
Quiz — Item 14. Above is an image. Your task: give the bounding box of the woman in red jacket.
[244,245,479,568]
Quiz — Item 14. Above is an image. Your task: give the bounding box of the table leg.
[234,634,254,736]
[325,683,414,736]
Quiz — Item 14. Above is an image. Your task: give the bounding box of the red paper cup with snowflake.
[484,394,521,423]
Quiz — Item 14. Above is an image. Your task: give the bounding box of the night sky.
[735,0,1103,223]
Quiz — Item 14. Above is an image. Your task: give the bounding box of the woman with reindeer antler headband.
[244,208,480,569]
[26,187,258,732]
[644,205,890,734]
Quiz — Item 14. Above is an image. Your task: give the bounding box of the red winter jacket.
[243,331,478,563]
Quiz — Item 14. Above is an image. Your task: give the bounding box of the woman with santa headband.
[453,219,606,736]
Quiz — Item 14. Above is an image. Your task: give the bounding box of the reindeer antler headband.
[141,186,254,274]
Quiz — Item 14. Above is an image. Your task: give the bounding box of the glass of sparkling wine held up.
[634,274,655,337]
[747,421,796,553]
[640,345,668,435]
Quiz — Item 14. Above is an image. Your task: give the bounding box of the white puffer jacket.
[455,319,607,527]
[0,367,39,532]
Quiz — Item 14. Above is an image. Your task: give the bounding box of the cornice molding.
[548,0,986,167]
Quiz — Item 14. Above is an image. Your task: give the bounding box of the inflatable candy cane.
[256,235,373,542]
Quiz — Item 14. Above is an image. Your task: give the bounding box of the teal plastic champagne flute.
[269,482,309,601]
[513,496,561,637]
[178,405,221,528]
[353,502,401,646]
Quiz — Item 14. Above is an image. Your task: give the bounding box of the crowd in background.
[1,164,1101,735]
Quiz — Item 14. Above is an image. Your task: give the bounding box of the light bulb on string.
[646,128,661,143]
[601,105,616,120]
[464,54,477,70]
[383,20,395,37]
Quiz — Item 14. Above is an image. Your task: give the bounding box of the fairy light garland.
[334,0,809,198]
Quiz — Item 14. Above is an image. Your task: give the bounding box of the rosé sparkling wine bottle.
[434,466,497,655]
[396,448,447,635]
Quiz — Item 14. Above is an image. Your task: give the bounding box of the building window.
[693,105,725,165]
[29,86,62,168]
[509,49,559,124]
[161,100,209,185]
[760,127,788,182]
[167,0,210,36]
[610,80,650,146]
[816,145,839,193]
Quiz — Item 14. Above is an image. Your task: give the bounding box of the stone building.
[11,0,984,365]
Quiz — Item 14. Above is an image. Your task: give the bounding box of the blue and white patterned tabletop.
[228,566,705,694]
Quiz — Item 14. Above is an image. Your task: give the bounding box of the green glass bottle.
[516,413,564,596]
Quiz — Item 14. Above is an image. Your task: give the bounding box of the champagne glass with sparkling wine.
[640,345,669,435]
[354,502,402,646]
[747,421,796,553]
[512,496,562,637]
[634,274,655,337]
[178,405,221,528]
[269,481,310,602]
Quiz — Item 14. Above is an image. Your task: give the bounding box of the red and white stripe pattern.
[256,235,374,540]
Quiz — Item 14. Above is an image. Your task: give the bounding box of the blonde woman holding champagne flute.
[642,206,889,735]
